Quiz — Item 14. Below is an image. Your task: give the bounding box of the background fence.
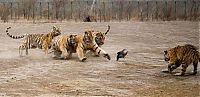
[0,0,199,22]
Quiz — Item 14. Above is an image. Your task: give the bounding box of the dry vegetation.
[0,0,199,22]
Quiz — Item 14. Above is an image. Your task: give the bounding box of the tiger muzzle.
[164,58,170,61]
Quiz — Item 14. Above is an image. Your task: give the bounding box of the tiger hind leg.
[61,51,69,60]
[19,46,22,56]
[19,45,26,56]
[53,50,62,59]
[192,61,198,75]
[25,47,28,55]
[59,46,70,60]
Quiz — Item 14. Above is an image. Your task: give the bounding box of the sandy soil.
[0,21,199,97]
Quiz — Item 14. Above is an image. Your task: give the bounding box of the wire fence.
[0,0,199,22]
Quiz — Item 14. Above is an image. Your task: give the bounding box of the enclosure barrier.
[0,0,199,22]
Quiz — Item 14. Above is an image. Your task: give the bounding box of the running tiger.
[88,25,110,56]
[93,25,110,47]
[163,44,199,76]
[76,30,111,62]
[51,34,78,59]
[6,26,61,56]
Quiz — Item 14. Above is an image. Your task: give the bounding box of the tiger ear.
[53,26,56,30]
[88,31,92,34]
[46,34,49,37]
[164,50,168,54]
[85,31,88,34]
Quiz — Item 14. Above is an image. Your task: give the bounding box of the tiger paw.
[94,54,100,57]
[104,54,111,60]
[63,56,69,60]
[81,57,87,62]
[191,71,197,75]
[174,72,184,76]
[161,69,170,73]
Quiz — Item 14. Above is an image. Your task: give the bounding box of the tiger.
[75,30,111,62]
[163,44,199,76]
[5,26,61,56]
[93,25,110,47]
[87,25,110,56]
[51,34,78,59]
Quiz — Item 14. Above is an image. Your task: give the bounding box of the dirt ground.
[0,21,199,97]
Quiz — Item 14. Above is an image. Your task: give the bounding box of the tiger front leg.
[76,46,87,62]
[192,61,198,75]
[86,50,98,56]
[42,42,49,55]
[25,48,28,55]
[43,48,48,55]
[162,64,178,73]
[43,47,48,54]
[68,51,73,59]
[167,63,175,73]
[93,46,111,60]
[94,50,100,57]
[66,47,75,59]
[93,45,102,57]
[163,60,181,73]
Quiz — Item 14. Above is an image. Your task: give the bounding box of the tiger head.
[164,50,170,62]
[68,34,78,47]
[164,49,175,72]
[83,30,93,45]
[164,49,177,62]
[94,31,105,46]
[51,26,61,37]
[164,46,181,62]
[92,25,110,46]
[164,46,183,73]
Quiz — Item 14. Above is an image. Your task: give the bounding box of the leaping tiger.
[93,25,110,47]
[76,30,111,62]
[51,34,78,59]
[87,25,110,56]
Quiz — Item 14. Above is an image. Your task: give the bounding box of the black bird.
[117,49,128,61]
